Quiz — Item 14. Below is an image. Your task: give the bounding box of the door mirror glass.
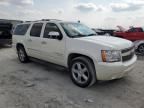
[48,31,62,40]
[48,31,59,36]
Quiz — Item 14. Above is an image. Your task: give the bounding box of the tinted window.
[138,28,143,32]
[43,23,61,38]
[30,23,43,37]
[14,24,30,35]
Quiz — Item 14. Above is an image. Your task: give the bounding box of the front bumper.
[95,55,137,80]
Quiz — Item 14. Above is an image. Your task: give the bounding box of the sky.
[0,0,144,29]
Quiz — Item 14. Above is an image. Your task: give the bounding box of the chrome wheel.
[18,49,25,62]
[71,62,89,84]
[139,44,144,54]
[17,46,29,63]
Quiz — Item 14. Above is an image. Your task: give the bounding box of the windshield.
[61,23,96,38]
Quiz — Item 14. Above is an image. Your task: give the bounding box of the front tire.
[138,44,144,54]
[70,57,96,88]
[17,46,29,63]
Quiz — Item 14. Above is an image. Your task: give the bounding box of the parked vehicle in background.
[92,29,106,35]
[134,40,144,55]
[0,19,22,45]
[13,19,137,88]
[114,26,144,54]
[0,23,12,45]
[92,28,115,36]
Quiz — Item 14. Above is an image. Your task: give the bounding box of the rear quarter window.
[14,24,30,35]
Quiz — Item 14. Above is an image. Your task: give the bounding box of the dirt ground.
[0,46,144,108]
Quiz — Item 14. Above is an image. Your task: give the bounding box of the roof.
[19,19,80,25]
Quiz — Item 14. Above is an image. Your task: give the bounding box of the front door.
[40,23,66,66]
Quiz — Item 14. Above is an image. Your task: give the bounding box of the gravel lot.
[0,46,144,108]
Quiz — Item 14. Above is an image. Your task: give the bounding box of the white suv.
[13,19,137,87]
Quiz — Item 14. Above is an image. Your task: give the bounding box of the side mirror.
[48,31,62,40]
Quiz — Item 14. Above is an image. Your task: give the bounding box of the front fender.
[134,40,144,49]
[66,49,99,67]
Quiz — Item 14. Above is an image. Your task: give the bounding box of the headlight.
[101,50,121,62]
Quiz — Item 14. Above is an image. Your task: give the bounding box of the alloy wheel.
[71,62,89,84]
[139,44,144,54]
[18,49,25,62]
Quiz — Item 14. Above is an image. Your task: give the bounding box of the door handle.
[41,41,47,45]
[27,39,32,42]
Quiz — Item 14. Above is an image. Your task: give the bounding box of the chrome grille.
[121,46,135,62]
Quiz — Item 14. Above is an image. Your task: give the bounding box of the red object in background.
[114,26,144,41]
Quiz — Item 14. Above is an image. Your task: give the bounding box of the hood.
[76,36,133,50]
[117,25,127,32]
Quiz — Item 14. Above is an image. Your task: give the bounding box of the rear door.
[125,28,139,41]
[25,23,43,59]
[128,28,144,41]
[13,23,30,49]
[136,28,144,40]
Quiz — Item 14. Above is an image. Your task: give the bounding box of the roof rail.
[24,19,61,23]
[41,19,61,21]
[25,20,43,22]
[25,21,31,22]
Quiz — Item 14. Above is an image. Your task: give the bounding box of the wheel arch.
[16,43,25,50]
[137,42,144,54]
[67,53,95,69]
[134,40,144,49]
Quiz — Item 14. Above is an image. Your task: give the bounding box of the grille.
[121,46,134,53]
[122,46,135,62]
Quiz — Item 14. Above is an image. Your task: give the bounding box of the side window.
[128,28,136,32]
[138,28,143,32]
[30,23,43,37]
[142,28,144,32]
[14,24,30,35]
[43,23,62,38]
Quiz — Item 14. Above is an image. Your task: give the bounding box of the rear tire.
[70,57,96,88]
[17,46,29,63]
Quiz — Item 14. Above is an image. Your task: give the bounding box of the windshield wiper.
[71,33,96,38]
[87,33,97,36]
[71,34,87,38]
